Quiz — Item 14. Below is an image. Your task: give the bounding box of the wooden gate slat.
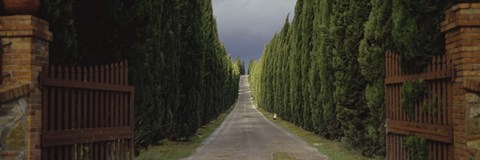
[130,90,135,159]
[89,66,94,129]
[443,75,447,125]
[120,63,125,127]
[428,77,433,124]
[444,142,448,160]
[109,64,114,128]
[394,135,398,160]
[402,135,406,160]
[114,64,119,128]
[65,66,71,160]
[94,66,99,128]
[41,66,48,159]
[387,135,390,159]
[429,141,433,160]
[436,78,439,124]
[57,66,63,159]
[398,85,402,122]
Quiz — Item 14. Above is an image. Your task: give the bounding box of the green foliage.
[297,0,315,130]
[288,0,303,126]
[391,0,453,71]
[358,0,392,155]
[404,136,428,160]
[249,0,452,157]
[38,0,240,153]
[240,60,246,75]
[248,60,256,76]
[363,80,386,155]
[401,80,427,119]
[317,0,341,139]
[40,0,78,65]
[309,0,323,134]
[330,0,371,150]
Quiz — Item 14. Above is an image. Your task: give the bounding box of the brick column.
[0,15,52,160]
[441,3,480,160]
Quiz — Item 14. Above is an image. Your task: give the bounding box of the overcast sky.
[212,0,296,69]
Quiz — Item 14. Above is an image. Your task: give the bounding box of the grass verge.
[273,152,296,160]
[136,106,234,160]
[257,107,383,160]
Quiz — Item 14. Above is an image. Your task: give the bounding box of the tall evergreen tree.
[358,0,393,155]
[318,0,340,138]
[309,0,325,134]
[299,0,315,130]
[331,0,371,148]
[289,0,303,125]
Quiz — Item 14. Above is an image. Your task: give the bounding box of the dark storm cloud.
[212,0,296,68]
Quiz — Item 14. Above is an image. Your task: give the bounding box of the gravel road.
[186,75,326,160]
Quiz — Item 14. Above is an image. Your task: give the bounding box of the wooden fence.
[385,52,453,160]
[40,61,135,160]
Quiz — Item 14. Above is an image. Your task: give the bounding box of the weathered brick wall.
[441,3,480,160]
[0,15,51,160]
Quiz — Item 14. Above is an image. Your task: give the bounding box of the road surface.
[187,76,326,160]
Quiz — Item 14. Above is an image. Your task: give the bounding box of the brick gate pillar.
[441,3,480,160]
[0,16,52,160]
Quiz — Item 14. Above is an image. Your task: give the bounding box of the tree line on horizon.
[249,0,453,156]
[0,0,244,153]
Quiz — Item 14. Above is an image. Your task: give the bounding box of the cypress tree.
[309,0,325,134]
[240,60,246,75]
[331,0,371,149]
[319,0,340,139]
[280,17,291,119]
[289,0,303,125]
[200,0,219,124]
[172,0,204,139]
[278,17,290,118]
[358,0,393,155]
[299,0,315,130]
[248,60,256,76]
[270,34,279,113]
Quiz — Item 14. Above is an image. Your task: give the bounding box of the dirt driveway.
[186,76,326,160]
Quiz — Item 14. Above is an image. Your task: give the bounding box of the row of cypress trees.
[249,0,452,156]
[27,0,241,153]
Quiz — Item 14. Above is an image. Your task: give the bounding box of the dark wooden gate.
[385,52,453,160]
[40,61,135,160]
